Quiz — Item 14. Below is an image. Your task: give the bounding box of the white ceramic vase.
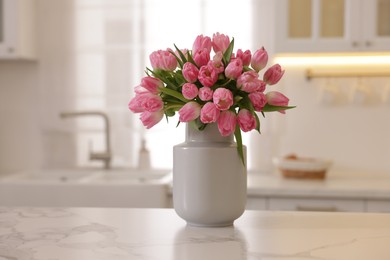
[173,123,247,227]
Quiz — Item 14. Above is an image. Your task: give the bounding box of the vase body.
[173,123,247,227]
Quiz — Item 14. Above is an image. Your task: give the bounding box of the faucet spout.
[60,111,111,169]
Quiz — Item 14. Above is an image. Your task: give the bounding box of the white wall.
[277,68,390,174]
[0,61,41,172]
[0,0,77,174]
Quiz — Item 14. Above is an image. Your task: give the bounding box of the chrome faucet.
[60,111,112,169]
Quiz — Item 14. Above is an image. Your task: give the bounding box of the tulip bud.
[251,47,268,72]
[182,62,199,83]
[236,49,252,67]
[178,102,201,122]
[192,35,212,55]
[140,110,164,129]
[225,58,243,80]
[266,91,289,114]
[217,110,236,137]
[212,32,230,54]
[213,88,234,111]
[263,64,285,85]
[140,76,163,94]
[200,102,220,123]
[237,109,256,132]
[182,83,199,100]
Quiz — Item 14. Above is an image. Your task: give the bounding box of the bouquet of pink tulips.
[128,33,294,164]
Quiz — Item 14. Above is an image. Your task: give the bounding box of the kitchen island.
[1,207,390,259]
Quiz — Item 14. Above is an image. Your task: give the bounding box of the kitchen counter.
[248,173,390,199]
[1,207,390,259]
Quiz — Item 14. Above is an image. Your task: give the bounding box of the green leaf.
[164,109,176,117]
[234,125,245,166]
[194,117,207,130]
[160,87,188,103]
[174,44,188,64]
[148,68,180,91]
[169,50,183,69]
[222,38,235,66]
[234,95,243,105]
[173,71,186,86]
[262,104,296,112]
[187,51,198,68]
[254,112,261,133]
[244,101,261,133]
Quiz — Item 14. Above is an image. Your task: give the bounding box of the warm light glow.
[274,53,390,67]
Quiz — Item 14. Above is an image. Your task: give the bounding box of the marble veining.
[1,207,390,259]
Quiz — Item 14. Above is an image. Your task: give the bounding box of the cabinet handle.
[296,205,338,212]
[352,41,359,47]
[365,41,372,47]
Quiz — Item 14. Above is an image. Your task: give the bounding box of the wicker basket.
[279,169,327,179]
[273,155,331,180]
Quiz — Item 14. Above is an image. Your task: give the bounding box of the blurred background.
[1,0,390,176]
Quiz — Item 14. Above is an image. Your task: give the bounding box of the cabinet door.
[275,0,359,53]
[0,0,35,59]
[362,0,390,51]
[0,0,17,57]
[366,200,390,213]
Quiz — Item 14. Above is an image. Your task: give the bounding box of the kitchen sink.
[0,168,172,208]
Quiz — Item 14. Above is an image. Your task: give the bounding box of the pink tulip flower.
[225,58,243,80]
[140,110,164,129]
[193,48,210,67]
[140,76,163,94]
[129,93,163,113]
[200,102,220,123]
[213,88,234,111]
[178,102,201,122]
[266,91,289,114]
[237,109,256,132]
[208,52,224,73]
[140,93,164,112]
[217,110,236,137]
[237,71,266,93]
[128,95,145,113]
[192,35,212,55]
[248,91,267,112]
[251,47,268,72]
[198,87,213,101]
[134,85,149,95]
[212,32,230,54]
[263,64,285,85]
[198,65,218,87]
[236,49,252,67]
[149,49,178,71]
[182,62,199,83]
[182,83,199,100]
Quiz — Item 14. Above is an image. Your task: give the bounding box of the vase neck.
[186,123,234,143]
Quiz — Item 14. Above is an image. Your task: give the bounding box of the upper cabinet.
[275,0,390,53]
[0,0,36,59]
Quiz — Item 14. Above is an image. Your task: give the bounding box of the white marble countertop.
[1,207,390,260]
[248,172,390,199]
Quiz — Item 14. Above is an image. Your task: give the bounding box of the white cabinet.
[275,0,390,53]
[246,197,267,210]
[0,0,36,59]
[366,200,390,213]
